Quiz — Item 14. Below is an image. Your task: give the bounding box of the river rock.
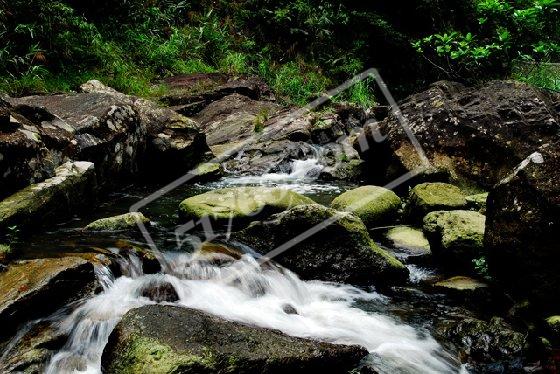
[466,192,488,213]
[406,183,467,221]
[331,186,402,228]
[0,257,95,339]
[423,210,485,269]
[160,74,275,115]
[101,305,367,373]
[193,93,282,156]
[139,278,179,303]
[234,204,408,285]
[436,316,528,370]
[179,187,315,225]
[84,212,149,231]
[434,276,488,292]
[385,226,431,260]
[80,80,210,178]
[356,80,560,189]
[0,243,11,264]
[485,140,560,313]
[0,161,96,231]
[0,320,67,373]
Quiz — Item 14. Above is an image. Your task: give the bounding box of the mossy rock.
[545,316,560,343]
[466,193,489,213]
[0,243,11,264]
[407,183,467,221]
[386,226,430,252]
[331,186,402,229]
[434,276,488,292]
[193,162,222,180]
[85,212,150,231]
[101,305,367,374]
[178,187,315,224]
[234,204,408,285]
[423,210,486,270]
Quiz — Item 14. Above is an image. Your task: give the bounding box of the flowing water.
[2,158,470,373]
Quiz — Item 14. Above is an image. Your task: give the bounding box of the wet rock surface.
[84,212,149,232]
[406,183,468,221]
[0,257,95,339]
[234,204,408,285]
[436,316,528,371]
[101,304,368,374]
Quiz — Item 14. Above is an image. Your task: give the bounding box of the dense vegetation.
[0,0,558,104]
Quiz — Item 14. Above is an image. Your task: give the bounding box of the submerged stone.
[178,187,315,224]
[331,185,402,228]
[101,305,367,373]
[407,183,467,221]
[434,276,488,292]
[234,204,408,285]
[423,210,486,269]
[84,212,149,231]
[386,226,431,252]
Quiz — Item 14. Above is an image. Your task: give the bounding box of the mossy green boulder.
[101,305,367,374]
[85,212,150,231]
[423,210,486,269]
[234,204,408,285]
[434,276,488,292]
[179,187,315,223]
[407,183,467,221]
[0,243,11,264]
[330,186,402,228]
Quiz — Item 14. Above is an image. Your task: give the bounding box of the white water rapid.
[34,250,464,374]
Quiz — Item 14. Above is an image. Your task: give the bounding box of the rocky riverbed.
[0,75,559,373]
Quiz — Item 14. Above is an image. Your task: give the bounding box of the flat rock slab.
[0,257,95,338]
[0,161,95,230]
[102,305,367,374]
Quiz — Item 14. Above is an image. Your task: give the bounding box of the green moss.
[85,212,149,231]
[195,163,221,177]
[331,186,402,229]
[109,336,217,374]
[386,226,430,252]
[407,183,467,220]
[423,210,486,251]
[434,276,488,291]
[466,192,489,212]
[179,187,315,222]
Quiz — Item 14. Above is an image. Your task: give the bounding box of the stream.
[4,159,472,373]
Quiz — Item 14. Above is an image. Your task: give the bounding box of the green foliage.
[512,61,560,91]
[414,0,560,81]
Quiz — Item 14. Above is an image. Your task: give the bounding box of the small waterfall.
[40,249,463,374]
[229,158,324,184]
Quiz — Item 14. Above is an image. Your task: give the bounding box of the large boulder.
[160,74,275,115]
[0,161,96,231]
[436,317,528,371]
[80,80,210,177]
[406,183,467,221]
[356,80,560,189]
[9,92,145,186]
[423,210,485,269]
[0,257,95,339]
[485,140,560,313]
[234,204,408,285]
[330,186,402,229]
[101,305,367,373]
[179,187,315,225]
[193,93,281,156]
